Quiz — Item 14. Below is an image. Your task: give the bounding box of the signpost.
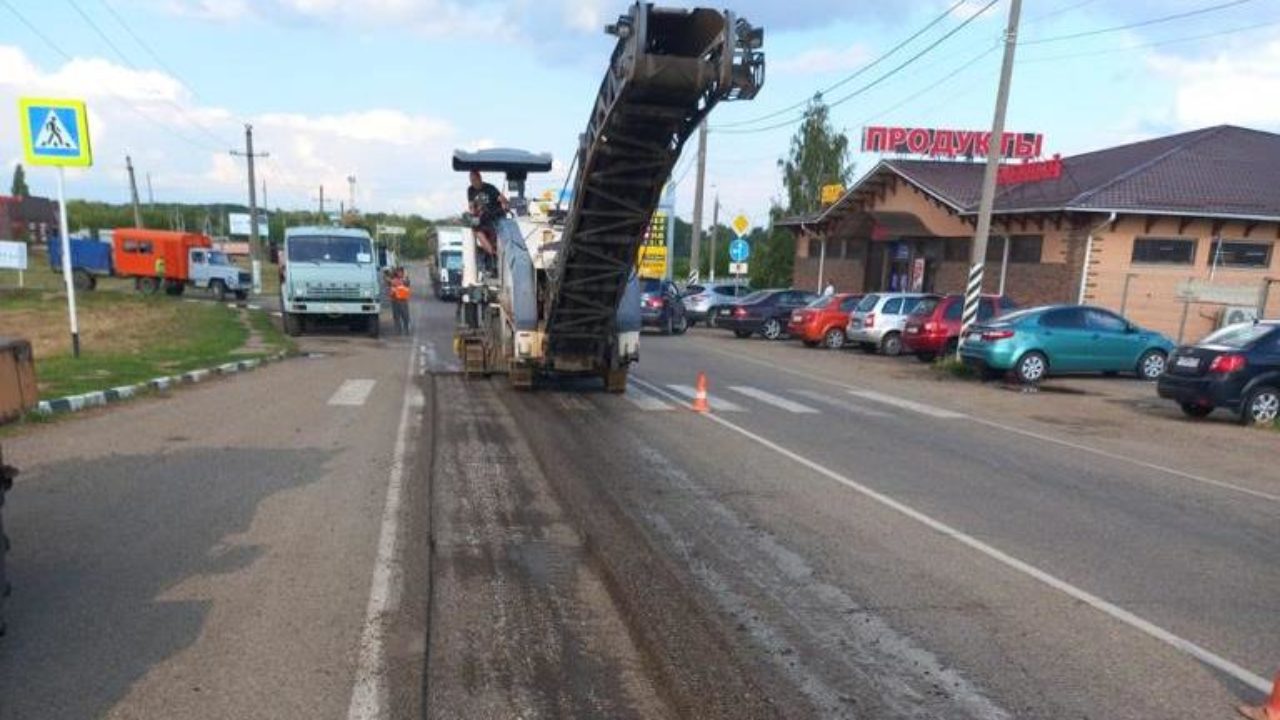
[729,219,750,281]
[19,97,93,357]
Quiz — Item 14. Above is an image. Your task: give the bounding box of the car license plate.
[967,332,982,343]
[906,326,919,334]
[791,313,802,322]
[1176,356,1200,369]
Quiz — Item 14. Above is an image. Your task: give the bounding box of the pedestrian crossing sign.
[19,98,93,167]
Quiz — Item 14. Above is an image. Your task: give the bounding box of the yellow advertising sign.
[821,184,845,206]
[638,246,668,279]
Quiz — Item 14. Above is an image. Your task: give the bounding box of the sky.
[1,0,1278,229]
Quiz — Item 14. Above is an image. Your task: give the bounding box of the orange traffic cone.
[691,372,710,413]
[1238,673,1280,720]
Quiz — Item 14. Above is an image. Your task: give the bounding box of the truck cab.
[188,247,251,301]
[279,226,382,337]
[434,227,466,301]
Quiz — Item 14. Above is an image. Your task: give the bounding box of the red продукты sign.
[996,154,1063,185]
[862,126,1044,160]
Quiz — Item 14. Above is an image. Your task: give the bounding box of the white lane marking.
[666,384,746,413]
[791,389,892,418]
[422,342,439,369]
[849,390,964,419]
[631,376,1273,695]
[729,386,819,414]
[702,344,1280,505]
[328,379,378,407]
[347,345,422,720]
[623,383,674,411]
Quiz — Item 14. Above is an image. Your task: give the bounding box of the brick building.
[781,125,1280,341]
[0,195,57,242]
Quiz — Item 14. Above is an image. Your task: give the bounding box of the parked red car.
[787,293,863,349]
[902,294,1017,361]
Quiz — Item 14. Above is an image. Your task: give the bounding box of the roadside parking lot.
[684,325,1279,493]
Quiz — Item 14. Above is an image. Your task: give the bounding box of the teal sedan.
[960,305,1175,384]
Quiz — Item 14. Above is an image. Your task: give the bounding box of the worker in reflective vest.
[389,274,411,335]
[154,256,166,279]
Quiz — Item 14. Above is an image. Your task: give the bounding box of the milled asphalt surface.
[503,326,1279,719]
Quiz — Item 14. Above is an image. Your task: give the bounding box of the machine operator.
[466,170,508,272]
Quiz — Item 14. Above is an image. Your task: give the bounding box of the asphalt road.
[0,278,431,720]
[497,323,1279,719]
[3,287,1276,719]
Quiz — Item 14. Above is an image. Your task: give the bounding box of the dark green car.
[960,305,1176,384]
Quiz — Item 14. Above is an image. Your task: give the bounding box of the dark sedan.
[1157,320,1280,425]
[716,289,819,340]
[639,278,688,335]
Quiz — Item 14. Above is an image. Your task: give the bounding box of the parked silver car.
[682,281,753,326]
[846,292,932,355]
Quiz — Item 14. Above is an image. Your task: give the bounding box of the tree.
[779,94,854,216]
[10,164,29,198]
[749,207,796,289]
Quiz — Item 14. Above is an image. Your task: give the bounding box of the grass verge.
[1,288,278,399]
[931,355,975,380]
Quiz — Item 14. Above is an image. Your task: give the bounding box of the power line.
[1,0,224,155]
[1026,0,1102,24]
[97,0,214,109]
[856,43,1001,127]
[63,0,228,151]
[713,0,1003,136]
[1020,16,1280,63]
[716,0,972,129]
[1021,0,1256,45]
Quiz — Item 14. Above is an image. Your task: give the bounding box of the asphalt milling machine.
[452,2,765,392]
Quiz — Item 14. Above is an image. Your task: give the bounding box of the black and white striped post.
[959,0,1023,356]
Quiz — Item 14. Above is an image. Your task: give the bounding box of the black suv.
[715,289,819,340]
[1157,320,1280,425]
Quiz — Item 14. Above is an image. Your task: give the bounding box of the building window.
[985,235,1043,263]
[944,239,971,262]
[1132,237,1195,265]
[1208,240,1272,269]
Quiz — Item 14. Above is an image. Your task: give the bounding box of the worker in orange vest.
[389,272,411,335]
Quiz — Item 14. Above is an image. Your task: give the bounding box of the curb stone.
[36,350,288,417]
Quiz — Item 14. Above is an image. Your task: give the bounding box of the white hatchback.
[845,293,932,356]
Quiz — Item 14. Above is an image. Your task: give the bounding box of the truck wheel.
[602,367,628,394]
[234,290,248,301]
[164,281,185,297]
[211,280,227,302]
[137,277,160,295]
[283,312,302,337]
[72,270,95,292]
[366,314,381,338]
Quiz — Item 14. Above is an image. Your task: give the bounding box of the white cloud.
[0,45,463,216]
[1147,40,1280,128]
[775,44,871,76]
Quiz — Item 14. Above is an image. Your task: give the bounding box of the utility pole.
[125,155,142,228]
[689,121,708,283]
[709,192,720,281]
[230,124,269,293]
[960,0,1022,347]
[347,175,357,215]
[317,185,326,217]
[262,178,268,211]
[146,172,154,205]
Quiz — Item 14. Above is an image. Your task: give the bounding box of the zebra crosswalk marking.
[728,386,818,413]
[665,384,746,413]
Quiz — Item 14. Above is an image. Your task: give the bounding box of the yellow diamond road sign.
[19,97,93,167]
[731,214,750,238]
